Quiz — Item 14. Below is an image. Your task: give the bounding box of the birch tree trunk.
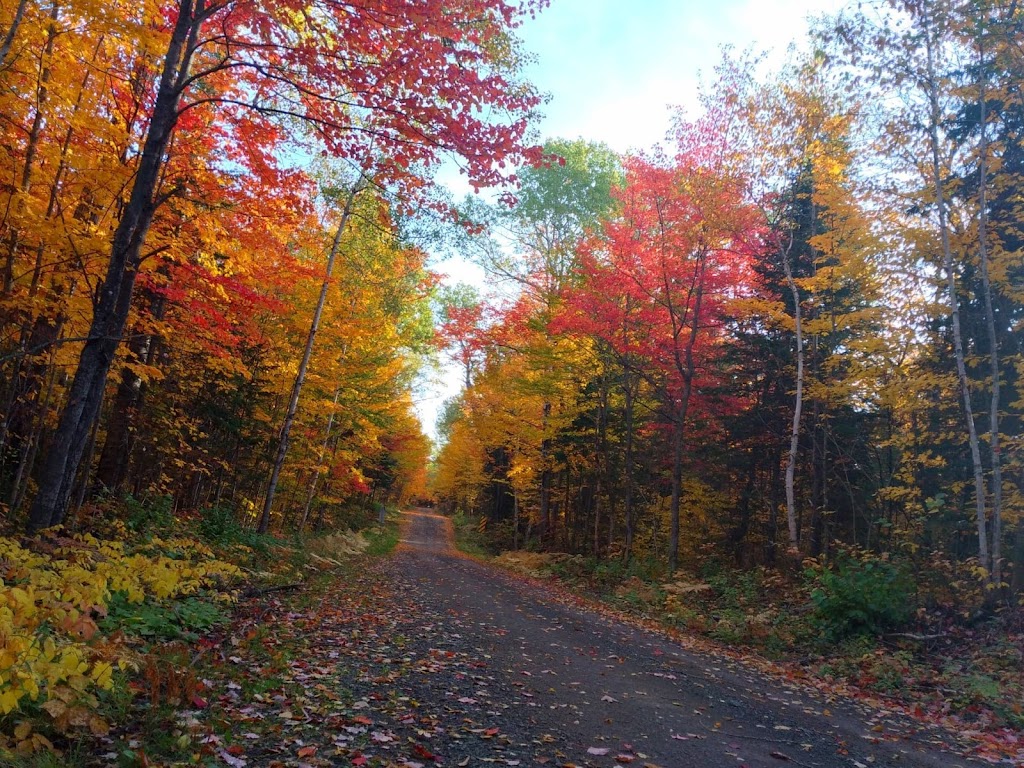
[781,237,804,553]
[258,178,365,533]
[921,10,990,577]
[973,31,1003,586]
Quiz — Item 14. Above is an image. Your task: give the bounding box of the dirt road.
[215,510,982,767]
[371,510,972,768]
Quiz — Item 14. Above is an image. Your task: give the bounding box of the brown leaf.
[88,715,110,736]
[41,699,67,719]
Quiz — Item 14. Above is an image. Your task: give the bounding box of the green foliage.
[805,553,914,639]
[706,568,761,609]
[122,494,173,537]
[99,593,228,642]
[514,138,621,233]
[197,504,241,542]
[624,556,669,584]
[863,650,915,694]
[197,505,272,558]
[708,608,750,645]
[0,745,89,768]
[364,524,399,557]
[452,511,494,557]
[538,554,668,588]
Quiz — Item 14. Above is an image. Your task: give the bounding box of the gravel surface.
[352,511,975,767]
[212,510,982,768]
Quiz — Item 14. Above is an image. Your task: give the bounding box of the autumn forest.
[1,0,1023,762]
[434,10,1022,591]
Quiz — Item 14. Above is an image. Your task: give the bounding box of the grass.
[451,510,492,558]
[365,516,400,556]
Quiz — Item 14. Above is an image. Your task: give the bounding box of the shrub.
[99,594,228,642]
[197,504,273,559]
[806,552,914,640]
[0,532,240,735]
[123,494,174,537]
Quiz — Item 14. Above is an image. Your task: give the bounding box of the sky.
[414,0,845,441]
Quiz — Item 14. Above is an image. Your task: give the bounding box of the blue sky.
[417,0,845,438]
[520,0,843,153]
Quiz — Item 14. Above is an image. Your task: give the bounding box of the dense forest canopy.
[0,0,545,534]
[0,0,1019,589]
[432,1,1023,595]
[2,0,1024,758]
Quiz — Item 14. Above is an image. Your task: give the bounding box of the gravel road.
[375,510,975,768]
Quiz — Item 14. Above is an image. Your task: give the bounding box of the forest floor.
[94,509,1024,767]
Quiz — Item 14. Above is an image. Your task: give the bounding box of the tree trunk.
[2,3,57,296]
[538,400,552,538]
[512,490,519,550]
[767,446,781,564]
[974,43,1002,586]
[622,372,637,561]
[810,395,825,558]
[0,4,58,487]
[667,266,703,573]
[922,14,990,578]
[0,0,29,70]
[258,177,365,533]
[667,406,685,572]
[94,282,166,493]
[70,409,101,521]
[7,362,55,517]
[1012,519,1024,594]
[782,237,804,553]
[593,380,607,556]
[731,451,757,562]
[27,0,205,532]
[298,387,340,532]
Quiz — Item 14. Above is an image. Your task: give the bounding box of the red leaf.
[412,743,437,760]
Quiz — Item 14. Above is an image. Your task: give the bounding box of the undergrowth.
[494,545,1024,729]
[452,510,494,558]
[0,494,401,762]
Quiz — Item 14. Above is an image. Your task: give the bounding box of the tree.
[436,283,486,390]
[259,173,367,534]
[586,148,756,570]
[25,0,545,532]
[471,138,620,536]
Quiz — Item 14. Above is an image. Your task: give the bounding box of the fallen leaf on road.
[218,748,247,767]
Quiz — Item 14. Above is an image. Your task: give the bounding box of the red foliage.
[557,151,759,424]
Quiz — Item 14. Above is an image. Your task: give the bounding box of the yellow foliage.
[0,532,240,726]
